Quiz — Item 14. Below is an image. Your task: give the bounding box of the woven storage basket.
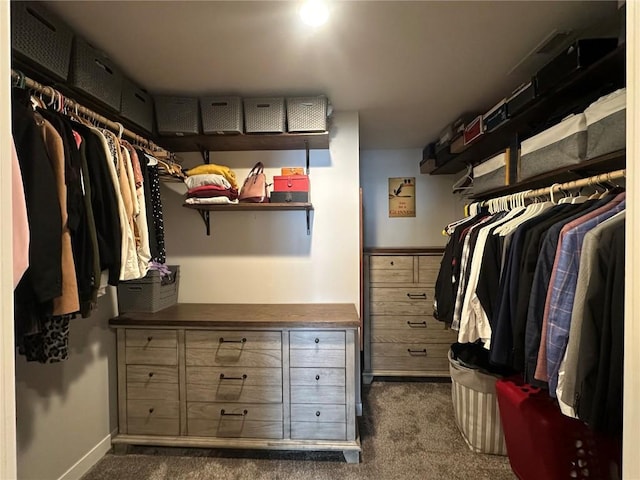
[286,96,328,132]
[11,1,73,81]
[449,350,508,456]
[200,96,243,134]
[244,97,286,133]
[120,78,154,133]
[155,96,200,135]
[71,38,123,111]
[117,266,180,314]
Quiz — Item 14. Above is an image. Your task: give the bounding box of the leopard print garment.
[20,316,71,363]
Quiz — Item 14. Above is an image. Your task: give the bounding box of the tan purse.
[239,162,268,203]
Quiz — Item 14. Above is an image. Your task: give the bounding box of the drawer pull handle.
[390,261,394,266]
[148,408,154,414]
[407,293,427,299]
[315,338,320,344]
[316,411,321,417]
[148,372,154,378]
[407,321,427,328]
[407,348,427,356]
[220,409,248,417]
[147,336,153,342]
[219,373,248,381]
[219,337,247,344]
[315,374,320,381]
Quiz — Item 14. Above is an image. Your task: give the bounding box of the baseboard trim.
[57,429,115,480]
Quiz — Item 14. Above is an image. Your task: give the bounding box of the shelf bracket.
[306,209,311,235]
[197,209,211,236]
[305,139,310,174]
[199,146,210,165]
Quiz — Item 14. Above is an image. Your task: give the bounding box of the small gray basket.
[155,95,200,136]
[11,1,73,81]
[71,38,123,111]
[286,96,328,132]
[120,78,154,133]
[244,97,286,133]
[200,96,243,134]
[117,266,180,313]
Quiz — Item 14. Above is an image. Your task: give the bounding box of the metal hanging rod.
[525,168,626,199]
[11,69,170,156]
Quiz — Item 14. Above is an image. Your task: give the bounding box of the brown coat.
[37,115,80,315]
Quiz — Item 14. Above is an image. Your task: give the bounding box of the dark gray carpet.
[81,381,516,480]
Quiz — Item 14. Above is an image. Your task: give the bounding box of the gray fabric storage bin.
[11,1,73,81]
[155,96,200,136]
[120,78,154,133]
[471,150,508,195]
[71,38,123,111]
[584,88,626,159]
[244,97,286,133]
[286,96,328,132]
[519,113,587,181]
[118,266,180,313]
[449,350,507,456]
[200,96,243,134]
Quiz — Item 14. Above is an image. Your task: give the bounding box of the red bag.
[239,162,268,203]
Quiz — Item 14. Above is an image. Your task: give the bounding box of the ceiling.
[41,1,621,150]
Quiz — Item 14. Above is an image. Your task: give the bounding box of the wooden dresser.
[110,303,361,463]
[363,248,456,383]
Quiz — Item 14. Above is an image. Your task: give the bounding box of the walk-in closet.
[1,1,638,479]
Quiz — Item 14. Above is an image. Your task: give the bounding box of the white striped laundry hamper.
[449,350,507,455]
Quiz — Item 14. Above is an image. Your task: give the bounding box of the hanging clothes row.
[434,169,625,436]
[10,71,176,364]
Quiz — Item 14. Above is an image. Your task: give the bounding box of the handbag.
[239,162,268,203]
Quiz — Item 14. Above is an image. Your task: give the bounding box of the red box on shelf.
[273,175,310,192]
[495,376,621,480]
[463,115,485,145]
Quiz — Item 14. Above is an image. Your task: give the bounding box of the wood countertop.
[110,303,360,329]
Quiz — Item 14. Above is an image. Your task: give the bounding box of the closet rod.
[10,69,169,156]
[525,168,626,199]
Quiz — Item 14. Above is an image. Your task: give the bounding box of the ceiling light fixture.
[299,0,329,27]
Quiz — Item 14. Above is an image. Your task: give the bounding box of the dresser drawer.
[291,404,346,423]
[290,368,345,386]
[291,422,346,441]
[369,269,414,284]
[370,300,433,316]
[370,287,433,303]
[127,417,179,436]
[187,383,282,403]
[370,256,413,271]
[185,331,281,351]
[127,399,179,419]
[370,343,450,372]
[290,349,345,368]
[127,365,179,384]
[418,255,441,285]
[187,403,283,439]
[127,382,179,401]
[126,347,177,366]
[290,331,345,350]
[125,329,177,348]
[186,366,281,386]
[369,315,457,343]
[186,348,281,368]
[291,385,345,404]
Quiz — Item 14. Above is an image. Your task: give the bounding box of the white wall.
[360,149,463,248]
[15,292,118,480]
[163,111,361,310]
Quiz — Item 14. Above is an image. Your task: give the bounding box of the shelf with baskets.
[468,149,625,200]
[424,43,625,176]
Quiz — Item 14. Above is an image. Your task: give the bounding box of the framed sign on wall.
[388,177,415,217]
